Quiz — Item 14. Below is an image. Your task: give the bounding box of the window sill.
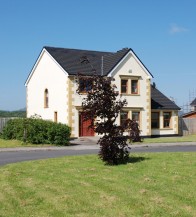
[120,93,140,96]
[160,128,173,130]
[152,128,173,130]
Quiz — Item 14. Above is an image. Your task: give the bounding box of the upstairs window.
[131,80,138,94]
[120,77,139,95]
[151,112,159,129]
[163,112,171,128]
[44,89,49,108]
[79,78,93,93]
[121,79,128,94]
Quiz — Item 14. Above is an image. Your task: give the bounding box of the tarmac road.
[0,142,196,166]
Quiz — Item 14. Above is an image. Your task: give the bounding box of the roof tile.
[151,85,180,110]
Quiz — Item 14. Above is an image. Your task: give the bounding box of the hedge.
[0,118,71,146]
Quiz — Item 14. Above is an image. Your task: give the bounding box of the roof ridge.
[44,46,113,54]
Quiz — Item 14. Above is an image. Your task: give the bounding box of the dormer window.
[44,89,49,108]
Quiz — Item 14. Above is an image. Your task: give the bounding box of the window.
[120,78,139,95]
[54,111,58,123]
[151,112,159,129]
[131,80,138,94]
[121,79,128,93]
[44,89,49,108]
[79,78,93,93]
[163,112,171,128]
[120,111,128,125]
[132,111,140,125]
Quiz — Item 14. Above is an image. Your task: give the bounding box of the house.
[190,98,196,112]
[182,111,196,118]
[25,46,180,137]
[182,98,196,118]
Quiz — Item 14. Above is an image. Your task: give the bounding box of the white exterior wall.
[111,53,151,136]
[26,49,178,138]
[26,51,69,124]
[70,52,152,137]
[71,78,88,137]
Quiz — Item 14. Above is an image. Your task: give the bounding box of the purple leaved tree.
[76,60,141,165]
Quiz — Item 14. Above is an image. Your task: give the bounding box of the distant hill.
[0,109,26,118]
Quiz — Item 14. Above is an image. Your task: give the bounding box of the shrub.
[77,73,141,165]
[47,122,71,146]
[1,118,71,146]
[0,118,24,140]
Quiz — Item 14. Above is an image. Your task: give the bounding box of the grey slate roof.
[151,86,180,110]
[190,98,196,106]
[44,46,178,110]
[44,46,153,77]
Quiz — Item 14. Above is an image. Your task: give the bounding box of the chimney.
[152,82,156,88]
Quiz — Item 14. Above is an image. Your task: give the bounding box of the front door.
[79,112,94,137]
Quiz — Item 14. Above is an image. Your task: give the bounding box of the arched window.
[44,89,49,108]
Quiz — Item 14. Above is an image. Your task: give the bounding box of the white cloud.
[169,24,189,34]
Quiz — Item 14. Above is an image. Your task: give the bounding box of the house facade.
[25,46,180,138]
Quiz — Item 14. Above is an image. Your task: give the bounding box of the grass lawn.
[0,153,195,217]
[0,139,53,148]
[141,134,196,144]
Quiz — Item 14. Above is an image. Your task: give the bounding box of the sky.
[0,0,196,111]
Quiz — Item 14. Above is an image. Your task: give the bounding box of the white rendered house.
[25,46,180,137]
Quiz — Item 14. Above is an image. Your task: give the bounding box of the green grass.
[142,134,196,144]
[0,153,195,217]
[0,139,52,148]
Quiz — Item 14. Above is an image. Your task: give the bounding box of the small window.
[120,111,128,125]
[163,112,171,128]
[132,111,140,125]
[121,79,128,94]
[131,80,138,94]
[44,89,49,108]
[151,112,159,129]
[79,78,92,93]
[54,111,58,123]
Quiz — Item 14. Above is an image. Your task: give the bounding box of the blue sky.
[0,0,195,110]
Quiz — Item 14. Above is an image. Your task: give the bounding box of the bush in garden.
[1,118,71,146]
[77,71,141,165]
[47,122,71,146]
[0,118,24,141]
